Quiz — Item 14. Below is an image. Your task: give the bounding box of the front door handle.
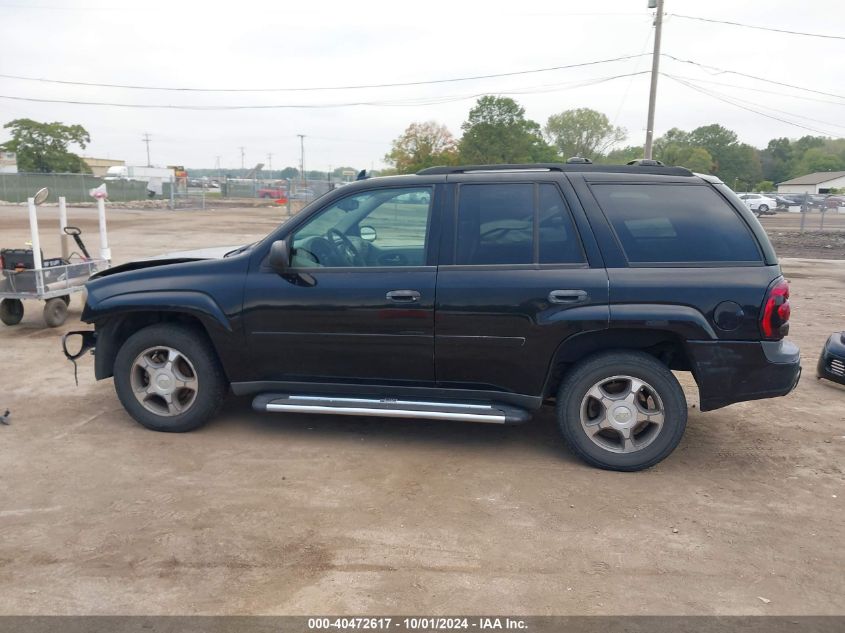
[386,290,421,303]
[548,289,589,305]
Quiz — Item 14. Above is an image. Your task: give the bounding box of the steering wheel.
[326,228,365,266]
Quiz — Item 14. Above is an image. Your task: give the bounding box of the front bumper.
[817,332,845,385]
[686,339,801,411]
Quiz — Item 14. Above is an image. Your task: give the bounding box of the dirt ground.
[0,204,843,616]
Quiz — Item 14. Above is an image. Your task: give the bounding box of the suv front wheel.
[113,323,227,432]
[556,351,687,471]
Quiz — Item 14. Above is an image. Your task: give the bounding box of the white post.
[27,196,43,293]
[58,196,69,260]
[97,197,111,261]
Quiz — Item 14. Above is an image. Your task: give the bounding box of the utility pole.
[267,152,273,176]
[239,146,245,171]
[297,134,306,185]
[142,133,152,167]
[643,0,664,160]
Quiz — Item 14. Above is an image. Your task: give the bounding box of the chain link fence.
[0,172,170,204]
[0,172,352,209]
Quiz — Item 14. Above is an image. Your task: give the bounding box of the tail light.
[760,277,790,339]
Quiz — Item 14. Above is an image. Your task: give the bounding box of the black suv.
[65,163,801,471]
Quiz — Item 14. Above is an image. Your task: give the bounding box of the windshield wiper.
[224,242,254,257]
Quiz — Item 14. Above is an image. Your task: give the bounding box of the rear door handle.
[548,289,588,304]
[386,290,421,303]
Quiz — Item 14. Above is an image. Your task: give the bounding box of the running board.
[252,394,531,424]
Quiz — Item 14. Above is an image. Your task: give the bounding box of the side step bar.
[252,394,531,424]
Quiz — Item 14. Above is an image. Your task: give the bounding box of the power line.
[666,75,839,136]
[667,14,845,41]
[0,53,650,93]
[0,71,649,110]
[665,74,845,131]
[662,54,845,100]
[664,73,845,106]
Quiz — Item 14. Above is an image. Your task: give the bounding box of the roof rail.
[417,163,567,175]
[416,163,694,177]
[627,159,664,166]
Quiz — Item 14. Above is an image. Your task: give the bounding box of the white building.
[0,151,17,173]
[777,171,845,194]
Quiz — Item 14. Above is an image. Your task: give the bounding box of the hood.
[148,245,244,260]
[90,244,245,280]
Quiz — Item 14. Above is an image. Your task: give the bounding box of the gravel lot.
[0,204,843,615]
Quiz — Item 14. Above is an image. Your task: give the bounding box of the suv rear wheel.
[556,351,687,471]
[113,323,227,432]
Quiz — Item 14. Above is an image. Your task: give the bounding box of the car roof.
[417,163,694,177]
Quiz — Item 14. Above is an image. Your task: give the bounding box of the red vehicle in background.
[824,195,845,210]
[257,181,288,199]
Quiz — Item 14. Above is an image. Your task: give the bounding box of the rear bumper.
[686,339,801,411]
[817,332,845,385]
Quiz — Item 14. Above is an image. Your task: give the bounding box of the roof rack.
[416,163,694,177]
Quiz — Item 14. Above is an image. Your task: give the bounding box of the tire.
[59,295,71,305]
[43,297,68,327]
[0,299,23,326]
[758,204,769,215]
[113,323,227,432]
[556,351,688,471]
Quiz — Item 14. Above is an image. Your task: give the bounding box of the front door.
[243,185,439,385]
[435,178,609,396]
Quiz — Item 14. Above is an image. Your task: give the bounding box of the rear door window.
[455,183,585,265]
[590,184,761,264]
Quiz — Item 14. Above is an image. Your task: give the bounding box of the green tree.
[600,145,644,164]
[1,118,91,173]
[660,144,714,173]
[760,137,794,184]
[543,108,626,161]
[458,96,556,164]
[755,180,775,192]
[385,121,458,174]
[653,127,691,158]
[795,147,845,174]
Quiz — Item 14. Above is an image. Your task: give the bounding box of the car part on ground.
[817,332,845,386]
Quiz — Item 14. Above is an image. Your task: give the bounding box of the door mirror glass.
[33,187,49,205]
[359,225,377,242]
[268,240,290,272]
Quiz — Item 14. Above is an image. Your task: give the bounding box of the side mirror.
[359,225,377,242]
[268,240,290,273]
[33,187,49,205]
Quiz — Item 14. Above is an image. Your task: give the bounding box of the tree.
[760,137,794,184]
[660,144,714,173]
[458,96,556,164]
[653,128,691,158]
[544,108,626,161]
[688,124,738,155]
[795,147,845,175]
[600,145,644,164]
[385,121,458,174]
[755,180,775,192]
[1,118,91,173]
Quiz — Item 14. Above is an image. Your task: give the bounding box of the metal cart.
[0,188,111,327]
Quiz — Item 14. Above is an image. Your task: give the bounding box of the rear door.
[571,174,780,340]
[434,174,609,397]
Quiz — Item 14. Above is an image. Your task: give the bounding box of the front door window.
[291,187,433,268]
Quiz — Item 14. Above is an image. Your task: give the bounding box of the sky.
[0,0,843,172]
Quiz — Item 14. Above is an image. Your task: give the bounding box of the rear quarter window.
[590,184,762,264]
